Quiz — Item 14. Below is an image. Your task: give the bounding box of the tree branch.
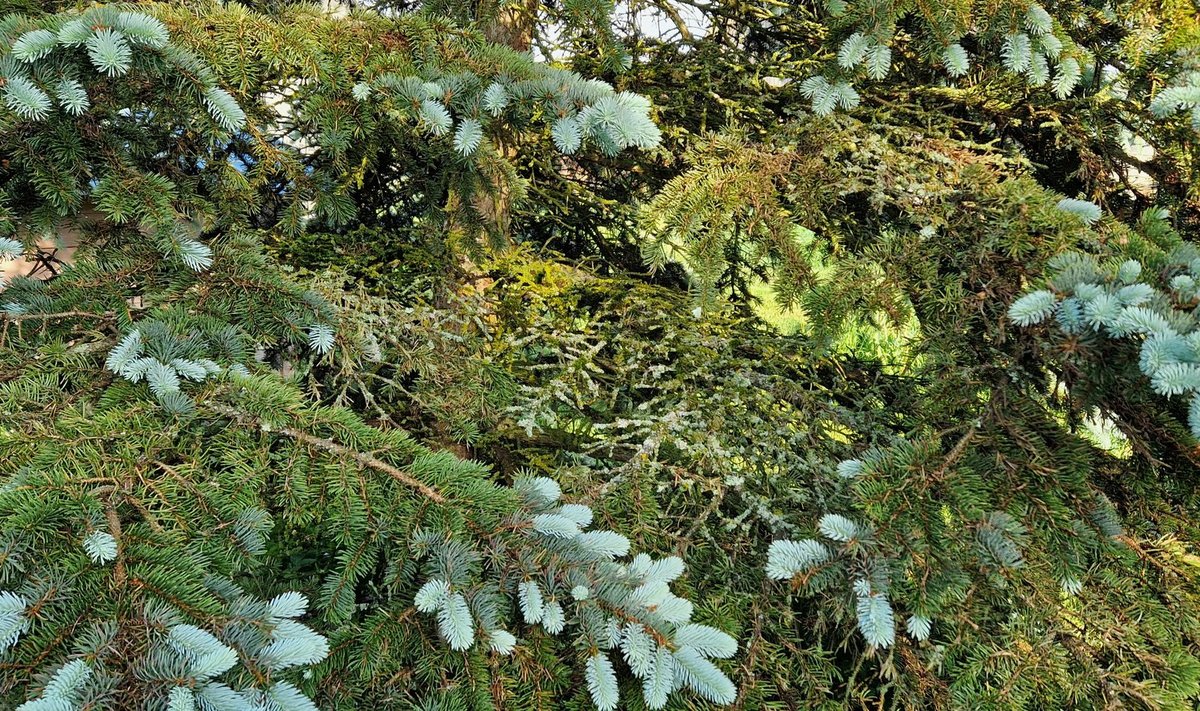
[207,403,446,503]
[277,424,447,504]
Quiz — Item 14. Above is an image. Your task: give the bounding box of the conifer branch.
[206,404,446,503]
[0,310,119,323]
[927,426,978,482]
[103,499,127,587]
[277,426,447,504]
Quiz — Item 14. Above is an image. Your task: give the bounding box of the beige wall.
[0,208,100,286]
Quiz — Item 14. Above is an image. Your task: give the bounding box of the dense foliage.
[1,0,1199,709]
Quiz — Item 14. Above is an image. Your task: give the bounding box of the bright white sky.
[616,0,710,40]
[336,0,713,60]
[533,0,711,61]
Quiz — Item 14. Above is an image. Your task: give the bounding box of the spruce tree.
[2,0,1200,709]
[0,3,726,710]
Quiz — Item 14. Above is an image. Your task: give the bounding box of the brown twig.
[278,425,446,504]
[206,403,446,503]
[0,310,118,322]
[103,499,127,587]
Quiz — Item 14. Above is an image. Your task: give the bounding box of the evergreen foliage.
[1011,211,1200,441]
[1,0,1199,708]
[0,3,692,709]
